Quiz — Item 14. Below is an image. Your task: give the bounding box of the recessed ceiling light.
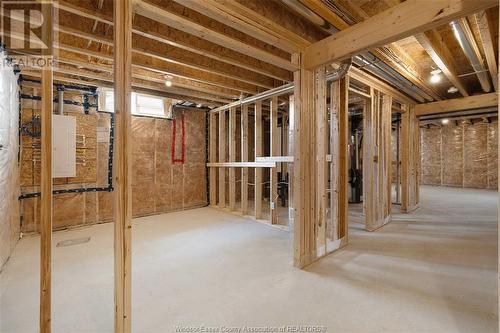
[441,118,449,125]
[447,86,458,94]
[165,80,172,87]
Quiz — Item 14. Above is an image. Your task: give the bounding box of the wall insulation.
[0,57,20,269]
[19,84,207,233]
[420,120,498,189]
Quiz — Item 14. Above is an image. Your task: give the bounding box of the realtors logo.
[0,0,58,69]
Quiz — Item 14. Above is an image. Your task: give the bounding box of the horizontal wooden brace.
[255,156,294,163]
[207,162,276,168]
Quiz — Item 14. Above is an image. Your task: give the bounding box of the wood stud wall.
[40,3,53,331]
[254,101,263,219]
[114,0,133,331]
[207,96,292,226]
[270,97,279,224]
[363,91,393,231]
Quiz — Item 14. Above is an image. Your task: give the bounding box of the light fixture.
[447,86,458,94]
[196,104,202,108]
[441,118,449,125]
[430,69,442,84]
[165,80,172,87]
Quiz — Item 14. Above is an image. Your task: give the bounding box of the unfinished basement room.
[0,0,499,332]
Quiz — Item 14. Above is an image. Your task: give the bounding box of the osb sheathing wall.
[420,120,498,189]
[20,86,207,233]
[0,68,20,269]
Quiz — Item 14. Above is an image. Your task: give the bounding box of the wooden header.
[303,0,497,69]
[414,93,498,116]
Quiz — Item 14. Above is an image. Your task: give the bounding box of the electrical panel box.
[52,114,76,178]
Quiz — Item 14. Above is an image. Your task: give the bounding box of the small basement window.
[133,93,165,118]
[98,88,166,118]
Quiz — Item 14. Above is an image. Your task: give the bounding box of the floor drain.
[56,237,91,247]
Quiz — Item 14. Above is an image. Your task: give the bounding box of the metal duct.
[450,20,492,93]
[326,58,352,82]
[281,0,337,33]
[281,0,429,102]
[354,53,427,102]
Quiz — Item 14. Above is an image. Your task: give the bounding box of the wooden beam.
[304,0,441,101]
[209,113,217,206]
[241,105,249,215]
[304,0,497,69]
[329,80,340,241]
[474,10,498,91]
[315,67,327,255]
[40,3,53,332]
[218,111,226,208]
[54,38,261,95]
[228,107,236,210]
[175,0,306,53]
[22,69,223,108]
[255,100,263,219]
[414,92,498,115]
[338,76,349,239]
[256,156,294,163]
[49,62,232,104]
[415,30,469,97]
[56,0,292,81]
[401,106,420,213]
[133,0,298,71]
[207,162,276,168]
[114,0,132,331]
[214,0,317,50]
[270,96,279,224]
[292,53,316,267]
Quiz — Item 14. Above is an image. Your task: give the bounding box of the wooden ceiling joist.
[133,0,298,72]
[298,0,442,101]
[414,92,498,115]
[474,10,498,91]
[56,0,292,82]
[415,30,469,97]
[52,64,231,104]
[55,39,261,95]
[54,55,238,101]
[176,0,308,53]
[56,22,277,89]
[304,0,498,69]
[22,70,224,107]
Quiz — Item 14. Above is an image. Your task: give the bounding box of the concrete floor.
[0,185,497,332]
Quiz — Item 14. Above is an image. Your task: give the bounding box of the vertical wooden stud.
[255,101,263,219]
[228,107,236,210]
[292,53,316,268]
[288,95,295,224]
[382,95,393,218]
[218,110,226,208]
[338,76,349,239]
[241,105,249,215]
[401,106,419,213]
[270,96,279,224]
[329,81,340,241]
[209,113,217,206]
[114,0,133,331]
[315,67,327,255]
[40,3,53,332]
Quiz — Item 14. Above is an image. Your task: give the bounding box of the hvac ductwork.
[450,19,492,93]
[281,0,431,102]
